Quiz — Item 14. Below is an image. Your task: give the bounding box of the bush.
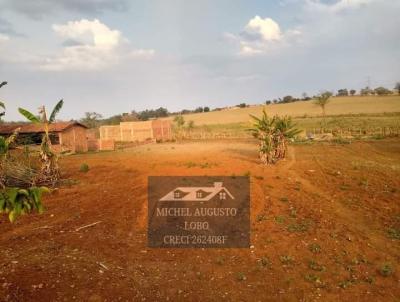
[79,163,89,173]
[379,263,394,277]
[374,86,393,96]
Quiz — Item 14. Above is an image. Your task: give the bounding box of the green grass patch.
[379,263,394,277]
[308,243,321,253]
[387,228,400,240]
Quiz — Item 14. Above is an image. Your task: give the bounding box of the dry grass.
[164,95,400,125]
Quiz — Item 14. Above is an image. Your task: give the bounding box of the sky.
[0,0,399,121]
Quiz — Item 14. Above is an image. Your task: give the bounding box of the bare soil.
[1,139,399,301]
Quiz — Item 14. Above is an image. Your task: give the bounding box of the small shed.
[0,121,88,153]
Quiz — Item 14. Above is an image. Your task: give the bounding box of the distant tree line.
[80,106,213,128]
[264,84,398,106]
[79,82,399,128]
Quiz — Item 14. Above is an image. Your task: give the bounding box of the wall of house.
[120,121,153,141]
[60,127,75,152]
[99,125,121,141]
[152,120,172,141]
[87,139,99,151]
[59,126,88,153]
[99,139,115,150]
[99,120,171,142]
[73,126,88,152]
[86,128,99,139]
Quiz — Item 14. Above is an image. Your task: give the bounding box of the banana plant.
[0,81,50,222]
[18,100,64,185]
[0,186,49,222]
[0,81,7,118]
[249,109,300,164]
[0,102,4,118]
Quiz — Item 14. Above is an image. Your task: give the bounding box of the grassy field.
[189,113,400,135]
[164,96,400,138]
[165,95,400,126]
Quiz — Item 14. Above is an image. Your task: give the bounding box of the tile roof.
[0,121,87,134]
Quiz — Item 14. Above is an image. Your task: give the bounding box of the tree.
[313,91,332,118]
[194,107,203,113]
[204,107,210,112]
[282,95,294,103]
[186,120,195,131]
[237,103,247,108]
[360,87,372,95]
[395,82,400,95]
[19,100,64,185]
[173,115,185,127]
[173,115,185,140]
[80,112,103,128]
[249,109,301,164]
[121,111,138,122]
[337,89,348,96]
[265,100,272,105]
[374,86,392,96]
[350,89,356,96]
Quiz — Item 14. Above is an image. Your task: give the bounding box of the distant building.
[99,120,172,142]
[0,121,88,153]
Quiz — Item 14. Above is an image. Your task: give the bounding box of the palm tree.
[18,100,64,185]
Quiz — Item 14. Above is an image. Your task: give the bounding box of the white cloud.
[229,16,301,56]
[245,16,282,41]
[41,19,154,71]
[52,19,121,49]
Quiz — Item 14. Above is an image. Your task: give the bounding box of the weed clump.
[79,163,89,173]
[308,243,321,253]
[379,263,394,277]
[387,228,400,240]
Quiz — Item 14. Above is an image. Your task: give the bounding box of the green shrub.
[379,263,394,277]
[79,163,89,173]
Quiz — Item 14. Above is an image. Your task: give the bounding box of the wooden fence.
[173,127,400,141]
[306,127,400,137]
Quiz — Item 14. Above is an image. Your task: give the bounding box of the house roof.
[0,121,87,135]
[160,182,234,201]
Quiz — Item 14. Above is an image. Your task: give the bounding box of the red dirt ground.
[1,139,399,301]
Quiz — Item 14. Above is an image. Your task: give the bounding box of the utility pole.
[366,75,372,89]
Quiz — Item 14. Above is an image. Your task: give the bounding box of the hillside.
[165,95,400,125]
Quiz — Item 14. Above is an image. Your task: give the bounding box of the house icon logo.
[159,182,235,202]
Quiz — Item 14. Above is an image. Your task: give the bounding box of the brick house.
[0,121,88,153]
